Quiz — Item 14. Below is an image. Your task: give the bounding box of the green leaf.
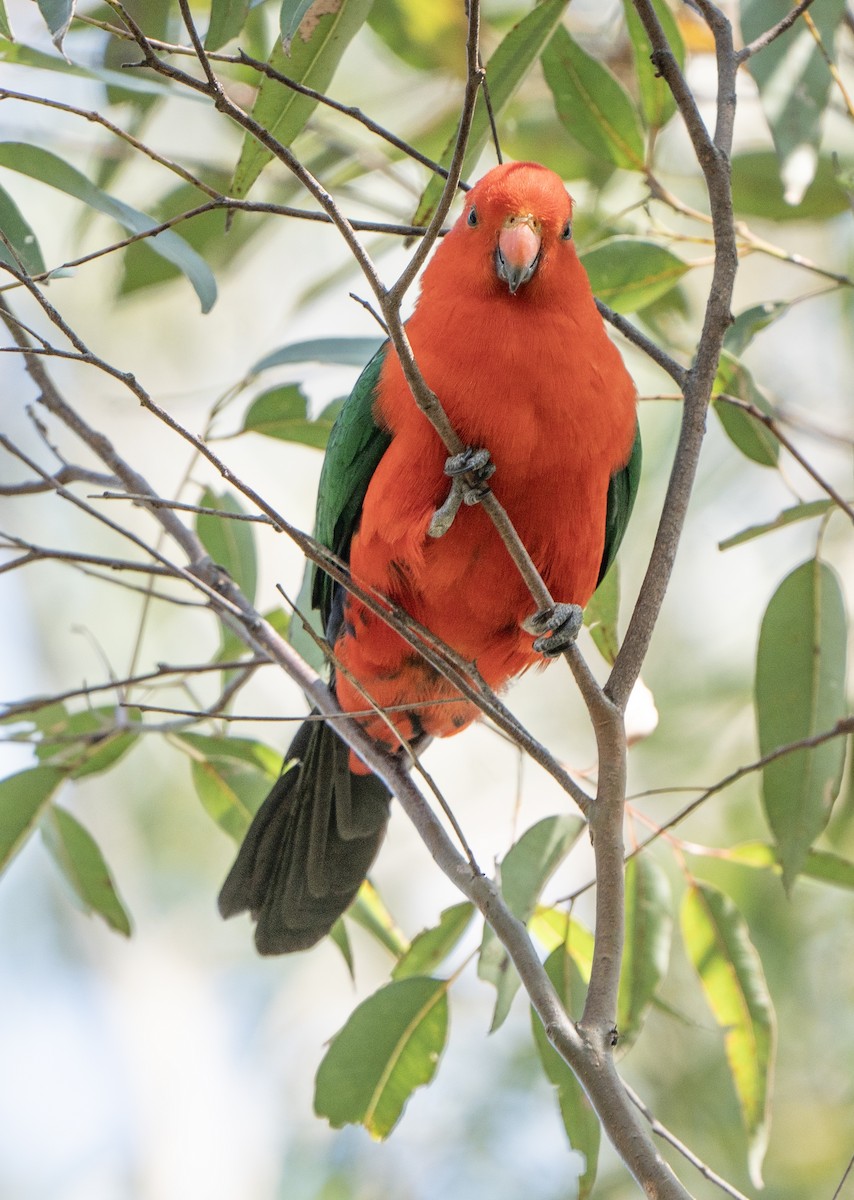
[584,563,619,665]
[622,0,685,130]
[251,335,384,375]
[392,902,474,980]
[680,881,776,1187]
[719,499,833,552]
[412,0,570,227]
[329,917,355,979]
[206,0,250,51]
[41,806,132,936]
[366,0,466,73]
[529,906,594,981]
[196,489,258,605]
[231,0,374,200]
[0,3,13,40]
[242,384,340,449]
[347,879,410,957]
[280,0,317,50]
[315,976,449,1139]
[756,559,848,888]
[617,856,672,1052]
[580,238,688,314]
[740,0,847,203]
[479,815,585,1030]
[35,706,141,779]
[531,947,601,1198]
[175,733,280,841]
[0,39,195,99]
[0,181,45,274]
[35,0,73,53]
[724,300,792,357]
[714,841,854,892]
[713,354,779,467]
[0,143,217,311]
[542,24,645,170]
[731,151,851,221]
[0,766,65,874]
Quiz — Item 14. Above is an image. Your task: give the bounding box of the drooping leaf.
[176,733,281,841]
[40,806,132,936]
[412,0,570,228]
[35,706,141,779]
[622,0,685,130]
[617,856,672,1052]
[0,766,65,874]
[206,0,251,50]
[231,0,374,200]
[542,24,645,171]
[531,947,601,1198]
[35,0,74,53]
[713,354,779,467]
[0,39,200,98]
[756,560,848,888]
[392,902,474,980]
[731,151,851,221]
[347,879,410,957]
[584,563,620,665]
[242,384,340,449]
[719,499,833,552]
[740,0,847,203]
[250,335,384,375]
[0,182,46,274]
[580,238,689,314]
[329,917,355,979]
[196,489,259,606]
[680,881,776,1187]
[0,143,217,311]
[479,815,585,1030]
[724,300,792,357]
[315,976,449,1139]
[0,3,13,40]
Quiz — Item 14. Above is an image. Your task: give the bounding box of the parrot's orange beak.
[495,214,542,294]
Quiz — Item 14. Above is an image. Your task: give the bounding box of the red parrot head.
[452,161,575,298]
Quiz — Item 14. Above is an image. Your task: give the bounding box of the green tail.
[218,716,391,954]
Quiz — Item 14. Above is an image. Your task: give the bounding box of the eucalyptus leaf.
[41,806,132,936]
[617,856,672,1052]
[315,976,449,1138]
[0,143,216,311]
[392,902,474,980]
[251,336,383,375]
[196,489,259,605]
[719,499,833,552]
[206,0,250,50]
[681,881,776,1187]
[0,181,46,275]
[242,384,340,449]
[622,0,685,130]
[713,354,779,467]
[580,238,688,314]
[231,0,374,200]
[0,2,12,40]
[35,0,74,53]
[755,560,848,888]
[176,733,280,841]
[0,766,65,874]
[542,24,645,170]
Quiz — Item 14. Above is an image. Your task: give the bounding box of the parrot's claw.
[428,447,495,538]
[523,602,583,657]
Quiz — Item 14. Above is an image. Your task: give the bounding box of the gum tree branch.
[736,0,818,63]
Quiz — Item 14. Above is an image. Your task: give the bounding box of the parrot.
[219,161,641,954]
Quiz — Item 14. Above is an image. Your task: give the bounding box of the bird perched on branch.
[219,161,641,954]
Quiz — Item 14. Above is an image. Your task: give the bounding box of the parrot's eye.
[467,206,479,227]
[560,220,572,241]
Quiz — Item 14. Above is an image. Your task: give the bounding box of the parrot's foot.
[428,447,495,538]
[523,602,583,657]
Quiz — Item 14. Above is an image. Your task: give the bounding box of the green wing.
[311,344,391,630]
[597,421,642,585]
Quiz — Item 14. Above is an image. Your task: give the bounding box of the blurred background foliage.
[1,0,853,1198]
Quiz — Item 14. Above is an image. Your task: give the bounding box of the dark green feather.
[311,344,392,629]
[597,422,642,585]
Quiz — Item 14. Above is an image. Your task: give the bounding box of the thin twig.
[736,0,818,63]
